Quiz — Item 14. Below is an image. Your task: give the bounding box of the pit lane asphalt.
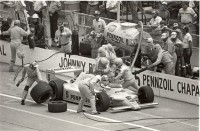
[0,62,199,131]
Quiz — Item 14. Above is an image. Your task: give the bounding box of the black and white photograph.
[0,0,199,130]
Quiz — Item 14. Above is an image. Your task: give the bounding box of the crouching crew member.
[77,75,108,115]
[148,44,174,75]
[113,58,140,92]
[20,62,42,105]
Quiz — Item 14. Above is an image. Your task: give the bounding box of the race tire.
[96,91,110,112]
[138,86,154,104]
[49,79,66,100]
[48,101,67,113]
[30,81,52,104]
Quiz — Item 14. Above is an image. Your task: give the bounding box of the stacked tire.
[48,79,67,113]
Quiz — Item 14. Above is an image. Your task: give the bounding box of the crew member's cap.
[31,62,39,67]
[161,33,168,39]
[171,32,177,38]
[173,23,178,27]
[94,10,100,15]
[162,2,167,5]
[14,20,20,25]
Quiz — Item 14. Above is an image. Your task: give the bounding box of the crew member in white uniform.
[77,75,108,115]
[113,58,140,92]
[20,62,42,105]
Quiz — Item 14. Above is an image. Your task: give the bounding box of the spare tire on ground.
[138,86,154,104]
[96,91,110,112]
[30,81,52,104]
[49,79,66,100]
[48,101,67,113]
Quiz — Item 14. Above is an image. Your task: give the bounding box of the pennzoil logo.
[108,25,117,32]
[107,32,124,44]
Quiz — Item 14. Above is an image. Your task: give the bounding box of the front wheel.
[96,91,110,112]
[138,86,154,104]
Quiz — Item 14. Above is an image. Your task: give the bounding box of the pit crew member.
[1,20,30,72]
[77,75,108,115]
[20,62,42,105]
[113,58,140,92]
[148,44,174,75]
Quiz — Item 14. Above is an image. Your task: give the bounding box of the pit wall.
[0,41,199,105]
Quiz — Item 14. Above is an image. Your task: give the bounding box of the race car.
[46,66,158,112]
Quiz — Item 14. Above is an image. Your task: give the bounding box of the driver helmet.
[114,58,123,66]
[31,61,39,68]
[32,13,39,19]
[99,57,109,65]
[102,45,108,51]
[101,75,109,81]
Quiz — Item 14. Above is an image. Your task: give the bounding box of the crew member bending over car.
[148,44,174,75]
[20,62,42,105]
[77,75,108,115]
[113,58,140,93]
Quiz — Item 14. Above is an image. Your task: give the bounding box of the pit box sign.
[133,68,199,105]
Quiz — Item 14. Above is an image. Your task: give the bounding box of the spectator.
[155,20,170,36]
[182,26,193,77]
[32,13,45,49]
[49,1,62,40]
[20,62,42,105]
[148,10,162,28]
[177,2,197,30]
[158,2,170,24]
[91,11,106,34]
[170,23,183,41]
[1,20,30,72]
[33,0,47,22]
[55,22,72,54]
[106,0,118,20]
[161,33,177,75]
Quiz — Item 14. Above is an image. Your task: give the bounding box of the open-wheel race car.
[46,66,158,112]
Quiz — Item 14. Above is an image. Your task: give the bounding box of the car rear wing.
[46,66,82,82]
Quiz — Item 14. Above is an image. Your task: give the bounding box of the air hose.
[130,21,143,70]
[82,112,199,123]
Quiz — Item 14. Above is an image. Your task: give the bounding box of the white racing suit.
[114,64,140,91]
[77,76,99,114]
[2,25,29,71]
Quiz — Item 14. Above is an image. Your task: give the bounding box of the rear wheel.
[96,91,110,112]
[138,86,154,104]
